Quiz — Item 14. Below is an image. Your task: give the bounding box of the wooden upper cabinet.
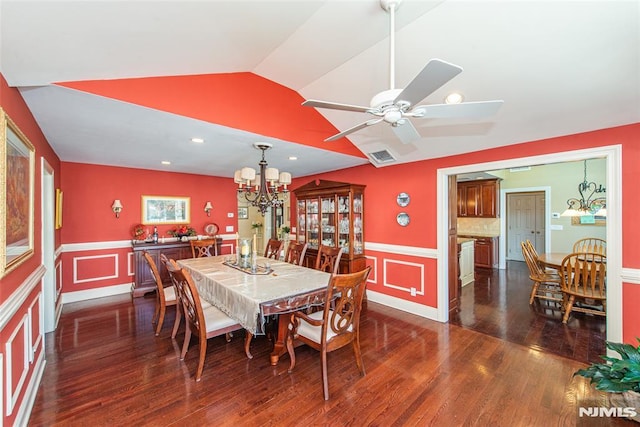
[457,179,500,218]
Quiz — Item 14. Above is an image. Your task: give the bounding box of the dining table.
[177,255,331,365]
[536,252,569,270]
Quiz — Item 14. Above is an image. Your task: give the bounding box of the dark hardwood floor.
[450,260,607,365]
[28,286,626,426]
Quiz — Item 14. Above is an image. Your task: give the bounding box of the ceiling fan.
[302,0,504,145]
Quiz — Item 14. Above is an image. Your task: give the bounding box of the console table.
[131,239,221,297]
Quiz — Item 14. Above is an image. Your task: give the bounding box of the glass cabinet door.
[320,196,336,247]
[353,193,363,255]
[306,199,319,249]
[338,195,351,254]
[297,200,306,244]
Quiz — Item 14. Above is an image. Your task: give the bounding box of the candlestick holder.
[251,251,258,273]
[239,238,251,268]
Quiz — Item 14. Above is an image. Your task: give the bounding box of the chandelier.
[561,159,606,217]
[234,142,292,216]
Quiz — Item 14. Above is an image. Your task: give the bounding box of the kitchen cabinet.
[131,239,221,297]
[457,179,500,218]
[473,236,499,269]
[294,180,366,273]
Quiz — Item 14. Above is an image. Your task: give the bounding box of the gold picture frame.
[141,195,190,225]
[0,108,35,277]
[55,188,63,229]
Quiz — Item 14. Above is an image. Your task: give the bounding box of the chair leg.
[562,295,575,324]
[244,331,253,359]
[171,305,181,339]
[321,350,329,400]
[352,337,366,376]
[152,301,160,324]
[286,332,296,373]
[181,328,191,360]
[529,282,539,304]
[195,338,207,382]
[155,305,166,336]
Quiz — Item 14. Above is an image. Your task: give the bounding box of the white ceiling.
[1,0,639,178]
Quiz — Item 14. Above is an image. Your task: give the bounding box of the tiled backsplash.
[457,218,500,236]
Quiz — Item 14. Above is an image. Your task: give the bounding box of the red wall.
[0,74,61,426]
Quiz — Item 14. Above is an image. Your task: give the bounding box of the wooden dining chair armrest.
[292,310,324,327]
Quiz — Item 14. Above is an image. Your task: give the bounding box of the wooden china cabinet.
[294,180,366,273]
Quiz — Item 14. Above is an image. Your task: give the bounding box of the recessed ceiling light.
[161,160,171,165]
[444,92,464,104]
[288,156,298,161]
[191,137,204,143]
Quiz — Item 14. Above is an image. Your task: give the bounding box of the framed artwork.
[141,195,190,225]
[1,108,35,277]
[55,188,63,229]
[238,206,248,219]
[571,215,606,226]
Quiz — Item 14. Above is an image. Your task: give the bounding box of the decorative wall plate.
[204,223,219,236]
[396,192,410,207]
[396,212,410,227]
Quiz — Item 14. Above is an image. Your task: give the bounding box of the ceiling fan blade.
[302,99,372,113]
[394,59,463,106]
[325,118,383,142]
[412,100,504,119]
[392,120,421,145]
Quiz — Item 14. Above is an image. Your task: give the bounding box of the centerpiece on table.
[168,225,197,241]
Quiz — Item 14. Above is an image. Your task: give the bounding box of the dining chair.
[314,245,344,275]
[520,241,562,305]
[190,238,218,258]
[284,241,308,266]
[286,266,371,400]
[559,252,607,324]
[143,251,179,336]
[573,238,606,256]
[165,262,247,381]
[264,238,284,260]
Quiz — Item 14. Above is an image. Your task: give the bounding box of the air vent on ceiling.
[368,149,396,164]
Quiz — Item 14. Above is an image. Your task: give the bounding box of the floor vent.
[368,149,396,164]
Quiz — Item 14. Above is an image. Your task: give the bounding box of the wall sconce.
[111,199,123,218]
[204,201,213,217]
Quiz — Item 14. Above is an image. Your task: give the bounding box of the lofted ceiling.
[1,0,638,179]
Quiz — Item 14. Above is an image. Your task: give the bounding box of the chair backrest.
[284,241,308,266]
[315,245,344,275]
[143,251,168,302]
[520,240,545,279]
[572,238,606,256]
[560,252,607,298]
[190,238,218,258]
[264,238,284,259]
[161,254,181,300]
[165,262,205,339]
[320,266,371,343]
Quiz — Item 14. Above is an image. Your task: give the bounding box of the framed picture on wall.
[238,206,248,219]
[1,108,35,277]
[141,195,190,224]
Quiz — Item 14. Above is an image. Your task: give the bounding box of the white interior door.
[506,191,545,261]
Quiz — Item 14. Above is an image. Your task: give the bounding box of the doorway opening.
[437,145,621,354]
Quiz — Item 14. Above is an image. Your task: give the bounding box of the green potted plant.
[574,339,640,421]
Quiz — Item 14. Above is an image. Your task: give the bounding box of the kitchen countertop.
[458,233,499,238]
[457,237,476,244]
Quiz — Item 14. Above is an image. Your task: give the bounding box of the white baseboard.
[62,283,132,304]
[366,289,440,321]
[13,350,45,427]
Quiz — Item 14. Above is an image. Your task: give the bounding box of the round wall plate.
[396,192,410,207]
[396,212,410,226]
[204,223,219,236]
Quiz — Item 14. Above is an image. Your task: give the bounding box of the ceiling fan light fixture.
[445,92,464,104]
